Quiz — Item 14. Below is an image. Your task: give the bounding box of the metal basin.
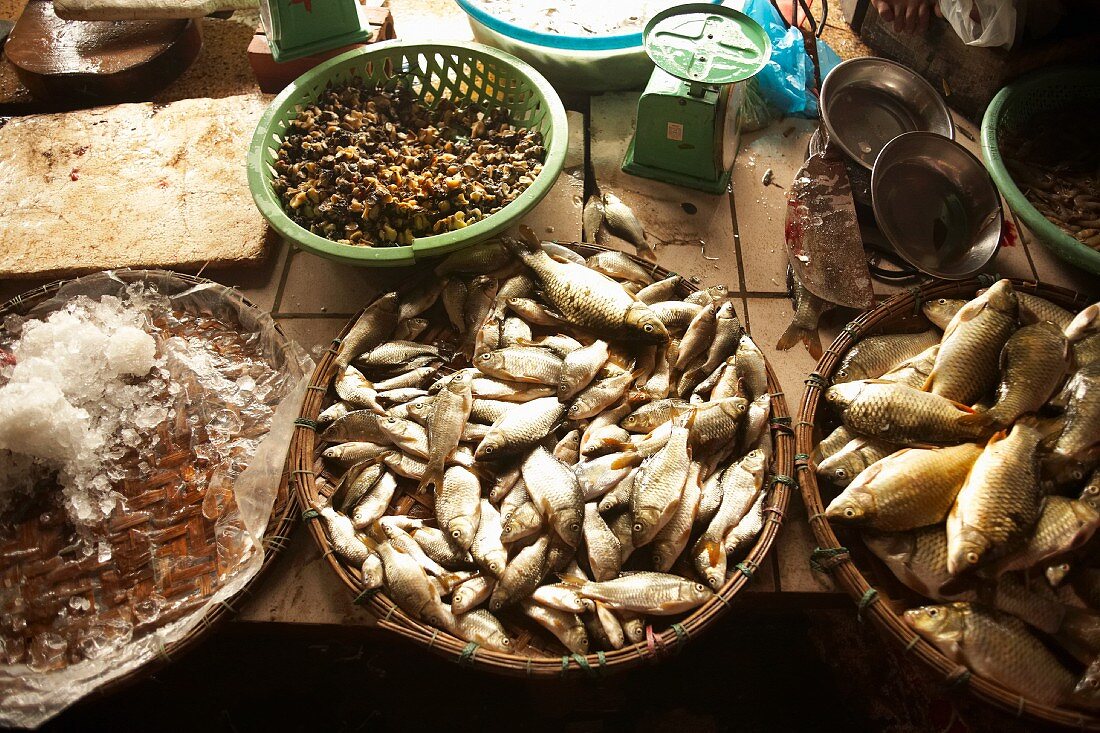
[872,132,1002,280]
[821,57,954,171]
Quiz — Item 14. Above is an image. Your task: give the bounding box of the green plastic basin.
[247,40,568,267]
[981,66,1100,276]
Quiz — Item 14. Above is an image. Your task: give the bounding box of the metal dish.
[821,57,954,171]
[871,131,1002,280]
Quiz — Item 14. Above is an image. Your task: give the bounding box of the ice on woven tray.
[0,274,310,728]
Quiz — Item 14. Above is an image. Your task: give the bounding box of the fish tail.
[417,461,445,494]
[776,320,820,358]
[636,241,658,263]
[805,327,823,360]
[501,231,540,259]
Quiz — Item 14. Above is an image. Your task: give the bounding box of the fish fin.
[608,448,641,467]
[945,398,977,414]
[557,573,585,586]
[920,370,936,393]
[942,300,988,340]
[704,540,722,566]
[671,404,697,429]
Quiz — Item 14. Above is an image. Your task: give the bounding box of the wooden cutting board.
[0,93,272,278]
[5,0,202,104]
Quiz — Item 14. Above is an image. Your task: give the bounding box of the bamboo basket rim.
[0,269,299,699]
[795,274,1100,729]
[291,242,794,677]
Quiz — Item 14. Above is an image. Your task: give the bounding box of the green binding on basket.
[856,587,878,621]
[247,41,569,268]
[810,546,850,573]
[458,641,480,664]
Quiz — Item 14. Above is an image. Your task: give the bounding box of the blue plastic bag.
[741,0,841,118]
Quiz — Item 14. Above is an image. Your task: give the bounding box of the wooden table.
[1,2,1096,630]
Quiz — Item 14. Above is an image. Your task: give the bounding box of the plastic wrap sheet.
[0,270,313,728]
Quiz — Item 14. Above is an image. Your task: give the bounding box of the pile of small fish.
[312,227,774,656]
[814,280,1100,710]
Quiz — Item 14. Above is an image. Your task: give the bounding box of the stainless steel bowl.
[820,57,954,171]
[872,132,1003,280]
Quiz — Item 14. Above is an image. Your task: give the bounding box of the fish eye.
[484,446,494,454]
[451,529,461,539]
[937,299,947,305]
[643,324,654,333]
[502,637,512,646]
[570,522,580,532]
[835,469,848,479]
[928,608,939,617]
[632,522,643,532]
[836,369,847,378]
[843,507,855,518]
[695,583,706,592]
[569,406,579,414]
[965,551,979,564]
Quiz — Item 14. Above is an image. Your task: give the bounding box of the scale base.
[268,26,370,63]
[622,135,731,195]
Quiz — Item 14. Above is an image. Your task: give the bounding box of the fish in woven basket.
[814,280,1100,711]
[314,228,774,656]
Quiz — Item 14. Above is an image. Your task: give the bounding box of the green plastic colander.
[247,41,568,267]
[981,66,1100,276]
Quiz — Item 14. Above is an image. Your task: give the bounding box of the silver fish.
[521,599,590,654]
[471,499,508,578]
[489,534,552,610]
[436,465,482,550]
[565,572,713,615]
[455,609,514,653]
[602,192,656,261]
[583,194,604,244]
[419,371,474,492]
[335,292,399,369]
[504,229,668,342]
[523,446,585,548]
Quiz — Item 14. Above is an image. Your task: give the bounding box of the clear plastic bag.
[0,270,312,728]
[937,0,1017,48]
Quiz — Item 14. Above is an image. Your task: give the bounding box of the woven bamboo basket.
[292,242,794,677]
[796,275,1099,728]
[0,271,299,698]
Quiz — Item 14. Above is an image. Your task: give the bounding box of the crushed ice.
[0,286,171,525]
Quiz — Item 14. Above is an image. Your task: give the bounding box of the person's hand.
[873,0,942,33]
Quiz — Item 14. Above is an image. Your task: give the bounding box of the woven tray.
[796,276,1099,728]
[0,271,299,702]
[292,242,794,677]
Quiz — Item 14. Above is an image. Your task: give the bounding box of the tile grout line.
[726,175,750,301]
[270,241,298,314]
[1007,209,1040,281]
[272,312,356,320]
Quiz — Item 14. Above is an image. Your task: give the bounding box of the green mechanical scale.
[260,0,373,63]
[623,3,771,193]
